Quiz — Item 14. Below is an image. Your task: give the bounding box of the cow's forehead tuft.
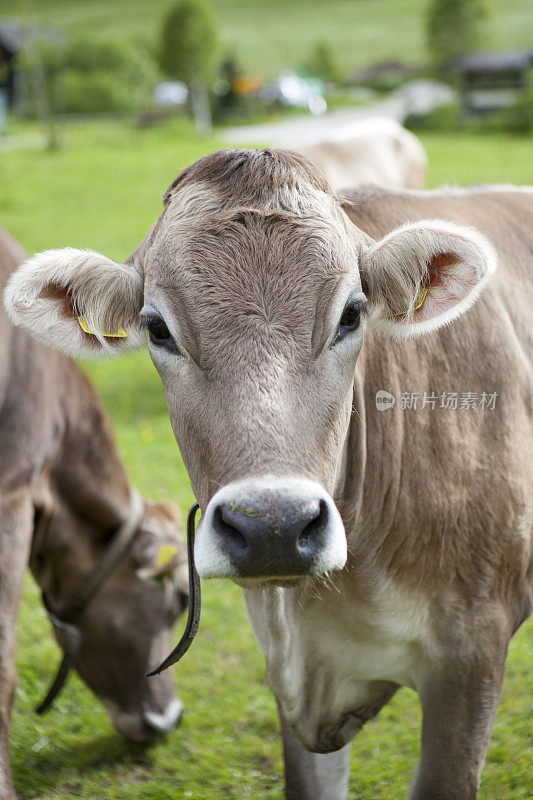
[151,184,356,285]
[163,147,335,208]
[159,179,345,245]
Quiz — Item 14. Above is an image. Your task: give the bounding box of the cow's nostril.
[296,499,327,558]
[196,478,347,579]
[216,505,248,558]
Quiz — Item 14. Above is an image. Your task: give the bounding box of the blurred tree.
[306,40,340,83]
[427,0,493,73]
[158,0,218,135]
[18,33,61,149]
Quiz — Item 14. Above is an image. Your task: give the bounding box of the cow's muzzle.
[195,477,347,580]
[104,698,183,742]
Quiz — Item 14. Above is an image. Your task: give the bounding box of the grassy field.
[1,0,532,79]
[2,121,533,799]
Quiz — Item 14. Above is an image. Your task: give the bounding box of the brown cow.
[4,150,532,800]
[0,229,188,800]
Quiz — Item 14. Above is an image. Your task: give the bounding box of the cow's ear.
[359,220,497,339]
[3,248,146,358]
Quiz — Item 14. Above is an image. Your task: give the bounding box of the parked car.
[259,73,326,115]
[152,81,188,107]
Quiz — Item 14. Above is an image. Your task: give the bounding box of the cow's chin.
[234,576,305,590]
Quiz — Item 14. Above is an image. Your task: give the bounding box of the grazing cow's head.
[31,497,188,742]
[5,149,496,586]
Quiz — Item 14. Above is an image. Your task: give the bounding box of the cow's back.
[341,187,533,624]
[0,230,86,494]
[294,121,427,191]
[0,230,26,405]
[343,186,533,353]
[0,230,62,489]
[0,227,133,525]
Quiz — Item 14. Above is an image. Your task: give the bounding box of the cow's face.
[31,499,188,742]
[6,149,496,586]
[140,180,365,584]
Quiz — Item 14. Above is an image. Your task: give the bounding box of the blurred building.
[456,50,533,116]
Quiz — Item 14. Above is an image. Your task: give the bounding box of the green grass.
[1,0,532,79]
[2,121,533,799]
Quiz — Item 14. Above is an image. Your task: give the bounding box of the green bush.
[20,36,159,115]
[305,40,340,83]
[404,102,462,131]
[55,69,133,114]
[492,81,533,133]
[64,38,158,113]
[405,86,533,135]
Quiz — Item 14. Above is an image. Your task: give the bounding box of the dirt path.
[222,80,453,145]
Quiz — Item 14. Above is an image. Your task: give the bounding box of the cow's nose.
[195,477,347,579]
[105,697,183,742]
[216,496,326,575]
[142,698,183,737]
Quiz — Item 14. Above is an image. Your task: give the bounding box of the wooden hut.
[456,50,533,116]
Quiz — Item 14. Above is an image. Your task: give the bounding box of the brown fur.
[340,188,532,604]
[0,229,187,799]
[4,149,532,799]
[151,155,531,798]
[163,147,332,206]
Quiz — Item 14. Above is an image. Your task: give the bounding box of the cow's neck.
[335,335,408,583]
[50,359,131,534]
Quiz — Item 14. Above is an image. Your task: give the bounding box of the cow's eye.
[340,304,361,333]
[147,318,173,347]
[332,302,362,346]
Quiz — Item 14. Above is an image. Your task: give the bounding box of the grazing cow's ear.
[3,248,146,358]
[359,220,497,339]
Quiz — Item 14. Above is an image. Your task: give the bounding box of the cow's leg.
[0,490,33,800]
[277,701,350,800]
[409,643,508,800]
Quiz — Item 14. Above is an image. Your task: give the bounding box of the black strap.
[36,490,145,714]
[36,615,82,714]
[146,503,201,676]
[59,490,145,623]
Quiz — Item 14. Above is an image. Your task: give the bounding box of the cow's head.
[31,497,188,742]
[5,149,496,586]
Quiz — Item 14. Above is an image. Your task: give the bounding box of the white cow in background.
[289,117,427,191]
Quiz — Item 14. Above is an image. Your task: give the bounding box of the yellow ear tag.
[155,544,178,570]
[78,315,127,338]
[393,285,429,317]
[413,286,428,311]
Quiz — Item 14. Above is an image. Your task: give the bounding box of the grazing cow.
[4,150,532,800]
[0,229,189,800]
[291,118,427,191]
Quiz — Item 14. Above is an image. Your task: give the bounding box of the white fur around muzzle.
[195,476,347,580]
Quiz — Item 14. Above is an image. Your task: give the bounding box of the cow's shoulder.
[0,230,73,488]
[341,184,533,241]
